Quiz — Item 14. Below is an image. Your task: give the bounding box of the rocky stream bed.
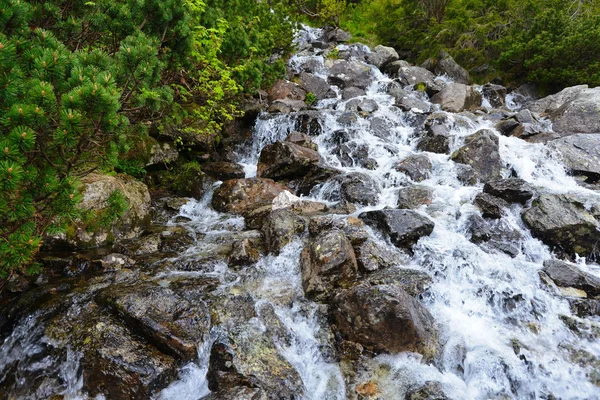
[1,26,600,400]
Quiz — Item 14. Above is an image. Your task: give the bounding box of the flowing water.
[2,26,600,399]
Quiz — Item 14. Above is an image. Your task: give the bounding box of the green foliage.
[340,0,600,92]
[319,0,347,25]
[305,92,318,105]
[199,0,296,93]
[1,0,297,279]
[85,190,130,230]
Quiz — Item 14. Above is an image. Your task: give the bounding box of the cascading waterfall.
[1,25,599,400]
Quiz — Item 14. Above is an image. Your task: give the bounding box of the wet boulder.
[366,267,432,297]
[268,99,307,114]
[354,239,399,272]
[207,321,303,399]
[300,229,358,301]
[359,209,435,250]
[328,60,373,89]
[212,178,287,215]
[451,129,502,182]
[335,172,381,206]
[546,87,600,136]
[342,86,366,99]
[397,185,434,209]
[430,83,482,113]
[474,192,508,219]
[395,154,433,182]
[483,178,535,204]
[143,139,179,167]
[257,141,320,180]
[201,162,245,181]
[496,119,521,137]
[482,84,507,108]
[551,134,600,183]
[336,142,378,169]
[417,113,453,154]
[431,51,471,85]
[406,381,452,400]
[299,72,336,100]
[287,165,342,196]
[522,194,599,257]
[528,85,587,115]
[46,304,178,400]
[204,386,267,400]
[394,93,432,114]
[358,99,379,113]
[396,66,436,88]
[294,110,323,136]
[383,60,412,76]
[542,260,600,297]
[261,208,306,254]
[325,27,352,43]
[97,284,210,360]
[229,238,260,267]
[331,283,438,359]
[367,45,399,69]
[284,131,318,151]
[52,173,151,249]
[268,79,306,102]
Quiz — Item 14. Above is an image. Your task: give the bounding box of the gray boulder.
[300,229,358,301]
[342,86,366,99]
[46,304,178,400]
[299,72,336,100]
[406,381,451,400]
[522,194,599,257]
[542,260,600,296]
[56,173,151,248]
[201,162,245,181]
[366,267,432,297]
[328,60,373,89]
[551,134,600,183]
[229,238,260,267]
[397,185,434,209]
[359,209,435,250]
[212,178,287,215]
[417,113,453,154]
[207,321,303,398]
[268,79,306,102]
[474,192,508,219]
[545,87,600,136]
[451,130,502,182]
[482,83,507,108]
[395,154,433,182]
[433,52,471,84]
[528,85,588,115]
[267,99,308,114]
[97,284,210,360]
[355,239,399,272]
[331,283,438,359]
[325,28,352,43]
[336,142,378,169]
[396,66,437,88]
[204,386,267,400]
[431,83,482,113]
[483,178,536,204]
[257,141,320,180]
[261,208,306,255]
[367,45,399,69]
[383,60,412,76]
[284,131,318,151]
[336,172,381,206]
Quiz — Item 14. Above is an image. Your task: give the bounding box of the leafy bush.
[339,0,600,92]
